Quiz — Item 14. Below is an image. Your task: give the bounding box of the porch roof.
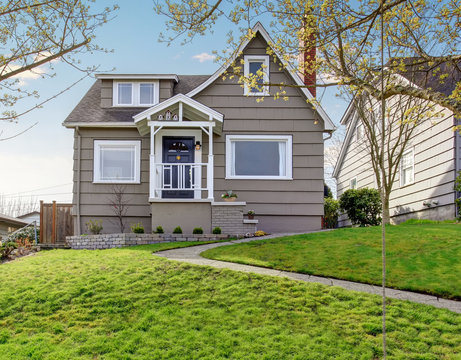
[133,94,223,136]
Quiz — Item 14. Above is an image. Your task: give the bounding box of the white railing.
[150,161,209,199]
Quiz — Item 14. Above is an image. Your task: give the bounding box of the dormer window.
[113,81,159,106]
[244,55,269,96]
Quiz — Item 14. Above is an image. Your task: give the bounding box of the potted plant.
[247,210,255,219]
[221,190,238,202]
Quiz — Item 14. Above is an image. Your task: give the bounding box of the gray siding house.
[63,23,335,234]
[333,64,460,225]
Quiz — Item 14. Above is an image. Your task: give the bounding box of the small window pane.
[249,61,264,92]
[140,83,154,104]
[401,150,414,186]
[234,141,281,176]
[118,83,132,104]
[100,147,135,181]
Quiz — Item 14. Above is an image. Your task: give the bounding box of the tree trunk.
[382,194,391,225]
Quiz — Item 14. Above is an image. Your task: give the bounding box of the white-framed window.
[93,140,141,183]
[244,55,270,96]
[113,81,159,106]
[350,177,357,189]
[356,123,364,141]
[226,135,292,180]
[400,148,414,187]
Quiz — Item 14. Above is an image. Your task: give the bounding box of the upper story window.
[350,177,357,189]
[113,81,159,106]
[93,140,141,183]
[226,135,292,180]
[244,55,269,96]
[400,148,414,187]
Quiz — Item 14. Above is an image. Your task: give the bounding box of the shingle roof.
[0,213,28,227]
[63,75,210,125]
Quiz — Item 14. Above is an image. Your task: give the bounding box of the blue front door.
[162,137,195,199]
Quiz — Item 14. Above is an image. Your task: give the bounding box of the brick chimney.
[298,18,316,97]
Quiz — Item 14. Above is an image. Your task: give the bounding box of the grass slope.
[0,242,460,359]
[202,223,461,299]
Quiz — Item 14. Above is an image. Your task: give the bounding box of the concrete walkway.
[154,233,461,314]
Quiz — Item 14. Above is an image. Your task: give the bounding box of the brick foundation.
[66,233,230,250]
[211,202,258,236]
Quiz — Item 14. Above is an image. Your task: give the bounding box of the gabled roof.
[187,22,336,132]
[0,213,29,227]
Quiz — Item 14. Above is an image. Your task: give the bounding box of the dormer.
[95,74,179,108]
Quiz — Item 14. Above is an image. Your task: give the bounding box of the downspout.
[76,126,82,235]
[323,131,333,141]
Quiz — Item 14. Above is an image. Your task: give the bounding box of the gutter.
[76,126,82,235]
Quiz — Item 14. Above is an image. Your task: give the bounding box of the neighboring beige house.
[63,22,335,235]
[333,63,460,225]
[0,213,28,241]
[17,211,40,226]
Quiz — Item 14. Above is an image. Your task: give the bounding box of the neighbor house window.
[356,123,364,140]
[350,177,357,189]
[244,55,269,96]
[94,140,141,183]
[113,81,159,106]
[226,135,292,179]
[400,148,414,186]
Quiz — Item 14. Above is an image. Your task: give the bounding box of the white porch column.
[149,123,156,199]
[207,123,214,200]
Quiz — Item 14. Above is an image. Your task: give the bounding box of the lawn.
[0,241,460,359]
[202,222,461,299]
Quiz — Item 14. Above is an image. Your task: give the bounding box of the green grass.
[0,242,460,359]
[202,223,461,299]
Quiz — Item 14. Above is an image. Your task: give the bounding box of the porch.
[133,94,222,201]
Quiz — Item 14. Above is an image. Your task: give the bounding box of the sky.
[0,0,348,213]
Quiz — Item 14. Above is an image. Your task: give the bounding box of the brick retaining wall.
[211,202,258,235]
[66,233,230,250]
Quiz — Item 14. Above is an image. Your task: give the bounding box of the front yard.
[202,222,461,299]
[0,240,460,359]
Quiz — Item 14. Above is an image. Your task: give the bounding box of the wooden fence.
[39,201,73,244]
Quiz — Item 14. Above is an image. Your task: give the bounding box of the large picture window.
[400,148,414,187]
[93,140,141,183]
[226,135,292,179]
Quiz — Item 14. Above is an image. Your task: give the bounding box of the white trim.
[244,55,270,96]
[148,121,216,128]
[332,112,359,178]
[63,122,136,128]
[134,94,223,123]
[96,74,178,81]
[225,134,293,180]
[186,22,335,131]
[400,147,415,187]
[93,140,141,184]
[113,81,160,107]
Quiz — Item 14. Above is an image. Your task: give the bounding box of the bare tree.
[0,194,39,217]
[0,0,118,133]
[109,185,129,233]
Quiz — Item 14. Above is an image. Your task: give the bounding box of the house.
[333,62,461,225]
[0,213,28,241]
[63,22,335,235]
[17,211,40,226]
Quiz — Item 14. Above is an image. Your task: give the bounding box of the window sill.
[93,180,141,184]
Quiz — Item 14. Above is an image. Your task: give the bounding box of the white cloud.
[192,52,216,63]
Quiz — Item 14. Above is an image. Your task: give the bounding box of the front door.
[162,137,195,198]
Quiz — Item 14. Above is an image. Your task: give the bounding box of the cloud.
[192,52,216,63]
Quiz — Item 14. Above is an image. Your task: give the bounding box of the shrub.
[324,197,339,229]
[193,227,203,234]
[6,226,39,243]
[130,222,144,234]
[221,190,237,199]
[455,171,461,220]
[86,219,103,234]
[0,241,17,260]
[339,188,382,226]
[212,227,222,234]
[155,226,164,234]
[254,230,267,236]
[173,226,182,234]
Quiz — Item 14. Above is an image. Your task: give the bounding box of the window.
[356,124,364,141]
[226,135,292,179]
[244,55,269,96]
[94,140,141,183]
[400,148,414,186]
[350,177,357,189]
[113,81,159,106]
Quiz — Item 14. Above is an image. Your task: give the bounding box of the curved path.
[154,233,461,314]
